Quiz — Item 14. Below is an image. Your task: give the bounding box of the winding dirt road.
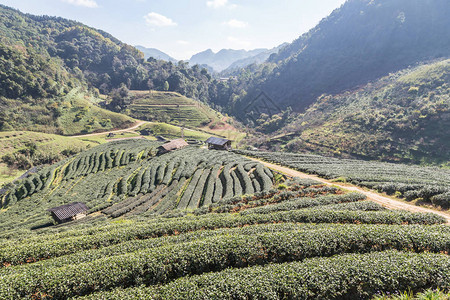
[249,158,450,224]
[69,121,147,138]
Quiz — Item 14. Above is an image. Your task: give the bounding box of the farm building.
[48,202,89,224]
[157,138,188,155]
[205,137,232,150]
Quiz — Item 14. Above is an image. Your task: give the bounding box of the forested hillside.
[254,59,450,164]
[0,5,227,133]
[230,0,450,115]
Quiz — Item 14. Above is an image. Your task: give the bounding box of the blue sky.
[1,0,347,60]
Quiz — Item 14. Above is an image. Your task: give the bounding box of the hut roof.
[48,202,88,221]
[160,138,188,151]
[205,137,230,146]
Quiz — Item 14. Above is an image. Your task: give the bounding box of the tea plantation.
[236,150,450,209]
[0,140,448,299]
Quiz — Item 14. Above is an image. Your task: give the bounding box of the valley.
[0,0,449,299]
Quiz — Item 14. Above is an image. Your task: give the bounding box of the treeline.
[0,5,234,110]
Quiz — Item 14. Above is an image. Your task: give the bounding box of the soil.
[248,157,450,225]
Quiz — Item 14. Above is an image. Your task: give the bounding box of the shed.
[157,138,188,155]
[107,133,115,138]
[205,137,232,150]
[48,202,89,224]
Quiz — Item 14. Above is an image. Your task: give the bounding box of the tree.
[163,81,169,91]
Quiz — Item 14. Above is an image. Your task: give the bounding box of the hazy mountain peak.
[189,48,268,71]
[135,45,177,62]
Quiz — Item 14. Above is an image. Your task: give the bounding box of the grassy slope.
[273,59,450,164]
[0,131,95,185]
[1,88,135,136]
[139,122,212,140]
[57,89,135,135]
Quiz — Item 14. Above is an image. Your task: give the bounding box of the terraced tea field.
[236,150,450,210]
[0,140,448,299]
[126,91,218,127]
[0,140,274,232]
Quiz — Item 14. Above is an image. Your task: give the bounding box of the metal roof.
[159,138,188,151]
[205,137,230,146]
[48,202,89,221]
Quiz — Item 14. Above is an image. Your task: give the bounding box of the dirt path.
[131,104,195,107]
[249,158,450,224]
[69,121,147,138]
[105,136,147,142]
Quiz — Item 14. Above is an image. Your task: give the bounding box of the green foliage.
[0,5,229,133]
[0,224,448,298]
[74,251,450,300]
[231,0,450,117]
[0,140,274,232]
[271,59,450,164]
[237,149,450,209]
[373,288,450,300]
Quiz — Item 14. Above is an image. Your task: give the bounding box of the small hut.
[157,138,188,155]
[48,202,89,224]
[205,137,232,150]
[107,133,115,138]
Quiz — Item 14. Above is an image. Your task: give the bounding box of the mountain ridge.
[232,0,450,113]
[134,45,177,62]
[189,48,269,72]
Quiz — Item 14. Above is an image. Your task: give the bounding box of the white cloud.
[62,0,98,8]
[223,19,248,28]
[144,12,177,27]
[227,36,251,48]
[177,40,189,45]
[206,0,228,9]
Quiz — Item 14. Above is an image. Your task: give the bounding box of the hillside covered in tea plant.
[0,139,448,299]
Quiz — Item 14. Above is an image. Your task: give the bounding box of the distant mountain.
[135,45,177,62]
[223,43,288,74]
[233,0,450,113]
[189,48,268,72]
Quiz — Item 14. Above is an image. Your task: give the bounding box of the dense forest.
[0,6,229,134]
[0,5,215,96]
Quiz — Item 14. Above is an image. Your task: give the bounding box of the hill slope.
[222,43,288,74]
[234,0,450,113]
[268,59,450,164]
[107,90,223,128]
[0,140,447,299]
[0,139,275,231]
[0,5,222,134]
[0,131,95,185]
